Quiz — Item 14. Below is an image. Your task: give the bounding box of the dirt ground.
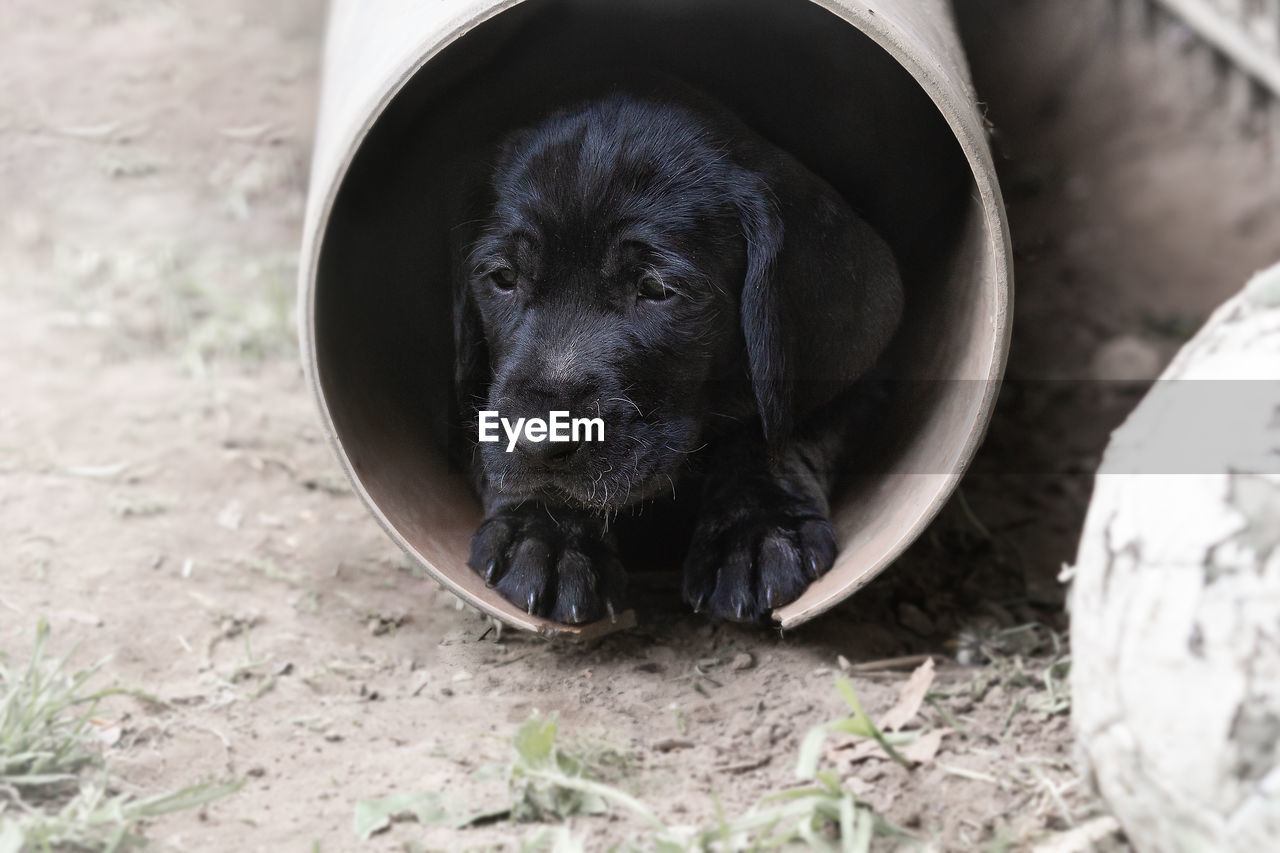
[3,0,1278,850]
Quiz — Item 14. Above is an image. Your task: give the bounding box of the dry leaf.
[828,727,950,768]
[879,657,936,732]
[1032,815,1123,853]
[900,728,950,764]
[825,735,885,768]
[90,717,123,747]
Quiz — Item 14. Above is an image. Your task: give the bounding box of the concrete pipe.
[298,0,1012,636]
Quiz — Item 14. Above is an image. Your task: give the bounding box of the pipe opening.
[310,0,1008,633]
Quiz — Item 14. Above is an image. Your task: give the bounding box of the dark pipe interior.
[313,0,976,609]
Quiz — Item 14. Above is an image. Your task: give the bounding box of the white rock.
[1070,263,1280,852]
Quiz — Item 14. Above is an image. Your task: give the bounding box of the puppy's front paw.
[468,506,624,624]
[682,499,837,623]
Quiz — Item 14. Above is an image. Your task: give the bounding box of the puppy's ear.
[731,174,790,445]
[448,126,540,423]
[732,159,904,448]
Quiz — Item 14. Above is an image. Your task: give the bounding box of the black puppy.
[452,93,903,624]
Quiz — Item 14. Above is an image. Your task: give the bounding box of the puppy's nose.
[515,433,582,468]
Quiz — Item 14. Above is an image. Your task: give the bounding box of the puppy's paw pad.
[683,511,836,623]
[467,507,623,624]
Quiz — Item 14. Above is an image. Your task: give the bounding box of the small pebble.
[730,652,755,671]
[648,645,676,663]
[1091,335,1162,382]
[216,500,244,531]
[897,602,934,636]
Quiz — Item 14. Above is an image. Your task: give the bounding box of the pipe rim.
[297,0,1014,635]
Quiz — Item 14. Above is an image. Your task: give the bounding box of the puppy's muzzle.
[488,377,601,466]
[512,427,583,469]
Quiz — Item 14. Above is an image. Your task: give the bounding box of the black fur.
[451,92,903,624]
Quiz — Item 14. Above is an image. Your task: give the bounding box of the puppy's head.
[456,96,758,511]
[452,93,903,513]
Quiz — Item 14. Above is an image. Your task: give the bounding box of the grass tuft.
[0,619,241,850]
[355,684,918,851]
[1,619,109,794]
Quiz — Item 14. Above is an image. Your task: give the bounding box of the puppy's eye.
[488,266,518,291]
[637,273,674,302]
